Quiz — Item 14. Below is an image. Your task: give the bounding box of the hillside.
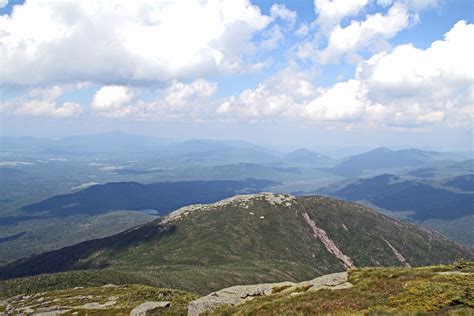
[209,261,474,315]
[0,194,470,295]
[317,174,474,245]
[318,174,474,221]
[284,148,333,166]
[327,147,465,176]
[0,283,197,315]
[0,179,277,260]
[1,262,472,315]
[22,178,277,217]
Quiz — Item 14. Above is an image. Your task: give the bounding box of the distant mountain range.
[318,174,474,245]
[1,132,472,261]
[325,147,468,176]
[318,174,473,221]
[284,148,333,166]
[2,132,469,168]
[1,194,470,293]
[1,133,283,165]
[22,179,278,217]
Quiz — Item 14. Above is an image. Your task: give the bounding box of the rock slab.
[188,272,351,315]
[130,301,171,316]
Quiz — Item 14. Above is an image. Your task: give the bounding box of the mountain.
[158,139,281,165]
[0,179,277,260]
[406,159,474,179]
[327,147,465,176]
[442,174,474,191]
[0,132,169,156]
[56,132,169,154]
[284,148,333,166]
[1,133,282,165]
[206,261,474,315]
[0,282,197,314]
[1,194,470,294]
[317,174,474,245]
[318,174,473,221]
[21,179,277,217]
[2,262,472,315]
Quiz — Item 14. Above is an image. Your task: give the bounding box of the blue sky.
[0,0,473,151]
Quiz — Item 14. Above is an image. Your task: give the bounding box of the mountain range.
[325,147,468,176]
[22,178,277,217]
[1,194,470,295]
[317,173,474,246]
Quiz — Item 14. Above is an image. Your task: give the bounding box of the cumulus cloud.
[0,0,295,87]
[297,1,436,64]
[90,79,218,119]
[91,86,134,113]
[270,4,297,29]
[314,0,369,32]
[1,86,82,117]
[217,21,474,127]
[319,3,413,63]
[310,20,474,126]
[305,80,365,121]
[217,66,316,120]
[0,0,8,9]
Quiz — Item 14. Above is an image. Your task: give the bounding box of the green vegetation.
[1,195,471,297]
[210,261,474,315]
[1,284,197,315]
[0,270,155,299]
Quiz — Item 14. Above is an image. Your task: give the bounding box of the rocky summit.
[0,193,471,296]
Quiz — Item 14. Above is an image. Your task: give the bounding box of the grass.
[209,261,474,315]
[1,284,198,315]
[1,196,471,302]
[0,269,155,299]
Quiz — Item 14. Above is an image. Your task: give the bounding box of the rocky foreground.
[1,261,473,315]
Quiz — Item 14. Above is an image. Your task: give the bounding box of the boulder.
[187,272,352,315]
[130,301,171,316]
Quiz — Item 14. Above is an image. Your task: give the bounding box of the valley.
[1,133,472,261]
[2,1,473,314]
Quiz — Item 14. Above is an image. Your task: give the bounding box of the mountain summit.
[0,193,470,294]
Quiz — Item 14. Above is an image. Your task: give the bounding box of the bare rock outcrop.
[130,301,171,316]
[187,272,351,315]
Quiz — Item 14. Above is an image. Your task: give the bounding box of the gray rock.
[102,284,118,288]
[130,301,171,316]
[33,311,71,316]
[188,281,293,316]
[187,272,352,315]
[80,300,117,309]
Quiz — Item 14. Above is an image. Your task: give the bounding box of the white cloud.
[314,0,369,32]
[90,79,218,119]
[298,1,437,64]
[1,86,82,117]
[217,66,316,120]
[377,0,393,7]
[360,20,474,101]
[0,0,292,87]
[87,20,473,128]
[0,0,8,9]
[219,20,474,127]
[295,23,310,37]
[307,20,474,126]
[91,86,134,112]
[270,4,297,29]
[164,79,217,107]
[318,3,413,63]
[404,0,437,10]
[305,80,365,121]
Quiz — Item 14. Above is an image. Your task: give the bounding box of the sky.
[0,0,473,152]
